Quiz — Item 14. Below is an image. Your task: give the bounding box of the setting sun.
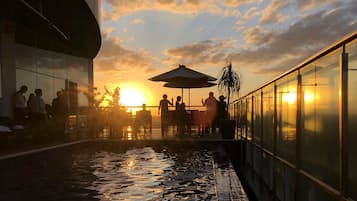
[120,88,145,106]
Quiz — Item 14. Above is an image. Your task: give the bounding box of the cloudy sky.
[94,0,356,107]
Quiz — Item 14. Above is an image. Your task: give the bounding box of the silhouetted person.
[29,89,47,124]
[27,93,35,117]
[158,94,173,135]
[201,91,218,134]
[217,95,228,134]
[52,90,68,135]
[135,104,152,134]
[14,85,28,125]
[175,96,186,135]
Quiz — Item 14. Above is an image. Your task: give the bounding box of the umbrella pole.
[181,88,183,102]
[189,88,190,109]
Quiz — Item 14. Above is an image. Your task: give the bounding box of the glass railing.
[230,32,357,201]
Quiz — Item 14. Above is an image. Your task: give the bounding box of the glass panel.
[298,176,337,201]
[36,73,54,104]
[16,44,37,71]
[15,44,90,117]
[262,84,275,151]
[16,69,36,102]
[262,152,273,190]
[276,72,297,164]
[347,38,357,199]
[300,48,340,189]
[241,99,247,139]
[253,145,261,176]
[253,91,262,144]
[247,95,253,141]
[275,161,295,201]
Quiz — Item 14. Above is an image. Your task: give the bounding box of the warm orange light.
[282,92,296,105]
[120,88,145,106]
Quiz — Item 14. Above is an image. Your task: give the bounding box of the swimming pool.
[0,141,248,201]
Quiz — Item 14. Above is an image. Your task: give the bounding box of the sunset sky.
[94,0,356,107]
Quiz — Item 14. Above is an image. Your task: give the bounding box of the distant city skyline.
[94,0,356,106]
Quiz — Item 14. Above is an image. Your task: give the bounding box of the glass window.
[15,44,37,71]
[247,95,253,141]
[262,84,275,151]
[300,48,340,189]
[253,91,262,145]
[15,44,90,112]
[347,38,357,199]
[276,72,298,164]
[275,161,295,201]
[240,99,247,139]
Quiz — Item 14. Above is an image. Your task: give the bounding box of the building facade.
[0,0,101,118]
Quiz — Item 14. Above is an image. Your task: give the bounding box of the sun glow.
[120,88,145,106]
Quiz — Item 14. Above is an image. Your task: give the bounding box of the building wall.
[0,0,101,119]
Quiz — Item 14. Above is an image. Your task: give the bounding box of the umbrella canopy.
[163,81,217,88]
[149,64,217,107]
[149,64,217,82]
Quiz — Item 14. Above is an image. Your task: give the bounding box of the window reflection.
[300,48,340,189]
[15,44,90,108]
[347,39,357,199]
[276,73,297,164]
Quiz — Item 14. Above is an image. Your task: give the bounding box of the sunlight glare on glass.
[120,88,145,106]
[282,92,296,105]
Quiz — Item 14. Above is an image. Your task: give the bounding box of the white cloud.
[259,0,288,25]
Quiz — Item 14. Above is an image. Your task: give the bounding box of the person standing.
[14,85,28,125]
[29,89,47,123]
[158,94,173,136]
[175,96,186,135]
[201,91,218,134]
[52,90,68,135]
[217,95,228,134]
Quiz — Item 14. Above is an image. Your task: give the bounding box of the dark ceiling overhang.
[1,0,101,58]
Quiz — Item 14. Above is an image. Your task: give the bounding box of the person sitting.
[134,104,152,133]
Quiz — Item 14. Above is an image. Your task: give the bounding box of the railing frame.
[230,32,357,201]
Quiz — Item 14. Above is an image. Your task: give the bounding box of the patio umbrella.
[163,80,217,107]
[149,64,217,82]
[149,64,217,104]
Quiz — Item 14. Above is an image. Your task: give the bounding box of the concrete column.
[0,18,17,118]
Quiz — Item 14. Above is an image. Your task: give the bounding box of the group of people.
[201,92,228,134]
[13,85,68,131]
[158,91,228,136]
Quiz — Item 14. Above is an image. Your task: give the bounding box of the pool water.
[0,142,247,201]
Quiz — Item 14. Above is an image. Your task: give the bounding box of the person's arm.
[201,98,206,106]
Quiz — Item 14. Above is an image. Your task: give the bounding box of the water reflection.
[86,147,216,200]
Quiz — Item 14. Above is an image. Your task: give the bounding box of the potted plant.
[217,62,241,139]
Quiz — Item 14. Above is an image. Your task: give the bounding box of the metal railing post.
[339,45,348,199]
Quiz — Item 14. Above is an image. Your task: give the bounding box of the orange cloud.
[103,0,241,21]
[94,31,157,72]
[164,39,236,65]
[223,0,254,7]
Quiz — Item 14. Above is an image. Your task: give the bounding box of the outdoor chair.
[134,109,152,134]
